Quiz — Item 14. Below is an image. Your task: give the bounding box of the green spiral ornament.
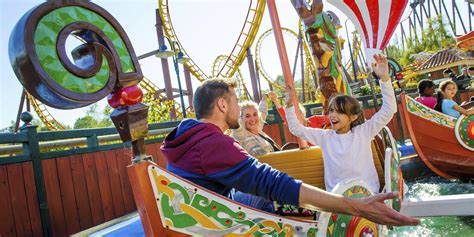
[9,1,142,109]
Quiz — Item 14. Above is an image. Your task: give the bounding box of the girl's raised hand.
[285,84,294,107]
[371,54,390,82]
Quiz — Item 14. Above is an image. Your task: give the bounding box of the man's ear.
[216,98,227,113]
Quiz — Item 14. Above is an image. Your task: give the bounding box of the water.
[388,176,474,236]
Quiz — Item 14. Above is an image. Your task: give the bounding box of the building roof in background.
[416,48,474,74]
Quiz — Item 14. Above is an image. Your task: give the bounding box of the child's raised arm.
[284,85,327,146]
[360,54,397,138]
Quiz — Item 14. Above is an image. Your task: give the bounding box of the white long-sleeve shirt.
[285,80,397,193]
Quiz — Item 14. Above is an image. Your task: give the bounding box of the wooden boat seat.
[256,142,385,192]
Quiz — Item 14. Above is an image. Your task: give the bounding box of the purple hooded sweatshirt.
[160,119,301,206]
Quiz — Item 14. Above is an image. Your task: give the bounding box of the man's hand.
[285,84,294,107]
[351,192,420,226]
[371,54,390,82]
[299,184,420,227]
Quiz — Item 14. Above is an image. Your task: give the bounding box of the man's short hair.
[193,78,237,119]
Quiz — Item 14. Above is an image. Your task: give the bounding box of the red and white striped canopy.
[328,0,408,63]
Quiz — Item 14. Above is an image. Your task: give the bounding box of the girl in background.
[415,79,437,109]
[434,80,474,118]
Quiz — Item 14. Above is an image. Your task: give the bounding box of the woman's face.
[242,107,259,134]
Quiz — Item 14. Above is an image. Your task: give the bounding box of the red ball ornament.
[107,85,143,108]
[107,91,122,108]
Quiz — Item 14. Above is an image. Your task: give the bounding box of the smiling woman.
[232,94,281,156]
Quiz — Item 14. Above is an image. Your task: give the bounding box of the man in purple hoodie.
[161,78,419,226]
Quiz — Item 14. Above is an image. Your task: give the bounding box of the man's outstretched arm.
[299,183,420,226]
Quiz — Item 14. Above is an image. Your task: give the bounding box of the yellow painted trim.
[151,170,175,200]
[179,203,221,229]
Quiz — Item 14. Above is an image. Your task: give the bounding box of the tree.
[73,104,113,129]
[397,16,455,66]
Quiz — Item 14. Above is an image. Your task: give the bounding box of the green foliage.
[397,16,455,66]
[386,44,403,62]
[1,118,53,133]
[273,74,315,103]
[405,81,418,90]
[359,84,381,96]
[144,92,176,124]
[0,121,16,133]
[73,104,113,129]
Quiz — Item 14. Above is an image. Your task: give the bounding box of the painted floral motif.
[148,165,318,237]
[405,96,456,128]
[324,185,379,237]
[454,115,474,151]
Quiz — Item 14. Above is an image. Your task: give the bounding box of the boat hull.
[400,94,474,179]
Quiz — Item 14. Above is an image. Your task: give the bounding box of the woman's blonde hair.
[328,95,365,129]
[239,101,260,117]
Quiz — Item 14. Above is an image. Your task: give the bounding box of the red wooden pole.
[267,0,307,147]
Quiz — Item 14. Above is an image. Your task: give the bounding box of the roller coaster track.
[212,55,251,101]
[255,27,315,91]
[29,75,190,130]
[139,77,192,118]
[27,93,65,131]
[158,0,266,80]
[140,76,166,101]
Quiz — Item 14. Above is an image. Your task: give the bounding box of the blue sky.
[0,0,468,129]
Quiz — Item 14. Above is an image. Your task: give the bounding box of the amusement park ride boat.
[6,0,474,236]
[400,94,474,180]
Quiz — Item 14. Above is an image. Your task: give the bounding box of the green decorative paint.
[307,228,317,237]
[190,195,248,228]
[306,12,340,80]
[459,117,474,146]
[323,185,377,237]
[168,183,191,204]
[160,194,197,228]
[34,6,134,93]
[391,148,402,211]
[151,167,319,236]
[454,115,474,150]
[406,96,457,128]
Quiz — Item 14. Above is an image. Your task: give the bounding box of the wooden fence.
[0,122,176,237]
